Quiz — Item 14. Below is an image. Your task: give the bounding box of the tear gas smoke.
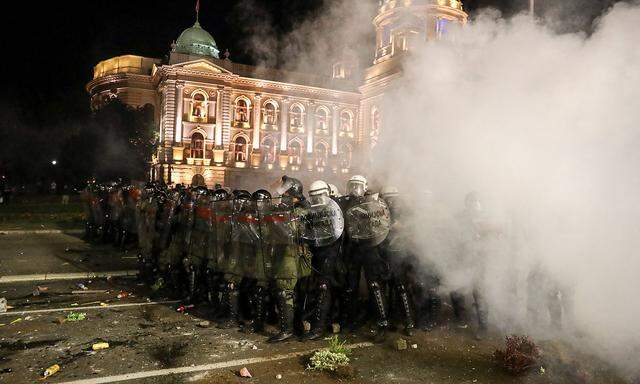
[373,3,640,375]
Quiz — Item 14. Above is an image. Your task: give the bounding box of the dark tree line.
[0,99,157,192]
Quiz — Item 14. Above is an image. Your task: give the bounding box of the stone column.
[174,82,185,144]
[279,98,290,169]
[251,94,262,168]
[306,101,315,171]
[331,104,340,155]
[213,87,225,164]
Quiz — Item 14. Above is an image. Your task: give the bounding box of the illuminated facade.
[87,0,467,190]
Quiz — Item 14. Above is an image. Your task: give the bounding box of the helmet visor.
[347,181,366,197]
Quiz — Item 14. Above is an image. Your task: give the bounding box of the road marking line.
[0,229,84,235]
[0,270,137,284]
[0,300,180,316]
[58,342,374,384]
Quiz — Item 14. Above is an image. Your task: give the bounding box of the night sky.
[0,0,613,127]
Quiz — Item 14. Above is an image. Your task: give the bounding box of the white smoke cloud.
[374,2,640,376]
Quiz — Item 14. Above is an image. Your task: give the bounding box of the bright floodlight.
[51,160,57,165]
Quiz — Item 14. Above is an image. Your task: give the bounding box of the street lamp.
[51,160,57,166]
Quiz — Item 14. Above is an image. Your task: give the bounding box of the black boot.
[245,286,265,333]
[303,283,331,341]
[473,289,488,339]
[267,290,295,343]
[340,288,358,332]
[397,284,415,336]
[450,291,468,328]
[218,283,240,329]
[169,266,185,299]
[185,268,198,303]
[370,281,389,342]
[423,292,441,331]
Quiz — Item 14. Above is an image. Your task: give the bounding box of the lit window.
[288,141,302,165]
[234,137,247,162]
[235,99,250,124]
[191,133,205,159]
[263,102,278,126]
[339,144,352,169]
[191,93,207,121]
[371,109,381,148]
[315,108,330,135]
[290,105,304,133]
[315,143,328,168]
[340,111,353,133]
[261,138,276,164]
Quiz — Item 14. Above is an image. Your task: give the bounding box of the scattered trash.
[32,286,49,297]
[238,367,252,378]
[411,344,418,349]
[72,290,108,295]
[10,318,22,325]
[100,302,108,307]
[395,338,407,351]
[54,317,66,325]
[24,316,33,321]
[151,278,165,291]
[303,320,311,332]
[43,364,60,378]
[275,374,282,379]
[176,304,195,313]
[251,345,258,350]
[0,368,12,374]
[197,321,211,328]
[117,291,129,299]
[332,323,341,334]
[92,342,110,351]
[76,283,88,291]
[0,298,6,313]
[66,312,87,322]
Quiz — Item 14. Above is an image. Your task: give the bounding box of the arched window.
[288,141,302,166]
[234,136,248,162]
[339,144,352,169]
[261,138,277,165]
[263,101,278,126]
[315,142,329,168]
[191,132,205,159]
[371,108,381,148]
[289,104,304,133]
[340,111,353,133]
[315,107,330,135]
[235,98,250,124]
[191,92,207,121]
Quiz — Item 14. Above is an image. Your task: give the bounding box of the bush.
[493,335,542,375]
[307,336,352,372]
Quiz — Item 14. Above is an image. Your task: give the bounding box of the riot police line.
[81,175,491,343]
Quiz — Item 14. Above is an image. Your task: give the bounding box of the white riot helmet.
[309,180,330,197]
[347,175,367,197]
[380,186,399,199]
[328,183,340,198]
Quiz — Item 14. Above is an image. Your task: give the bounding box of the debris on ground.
[72,289,108,295]
[303,321,311,332]
[197,320,211,328]
[493,335,542,375]
[238,367,252,378]
[411,343,418,349]
[116,291,129,299]
[0,298,6,313]
[76,283,88,291]
[275,373,282,379]
[395,338,408,351]
[92,342,110,351]
[176,304,194,313]
[332,323,341,334]
[0,368,13,374]
[307,336,352,372]
[43,364,60,378]
[32,286,49,296]
[10,318,22,325]
[66,312,87,322]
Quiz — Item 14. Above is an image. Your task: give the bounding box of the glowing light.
[51,160,58,166]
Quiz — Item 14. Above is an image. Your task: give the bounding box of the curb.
[0,270,138,284]
[0,229,84,235]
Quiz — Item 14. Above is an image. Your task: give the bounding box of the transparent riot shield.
[301,195,344,247]
[190,194,213,261]
[232,198,261,278]
[213,199,237,274]
[345,196,391,247]
[260,202,301,280]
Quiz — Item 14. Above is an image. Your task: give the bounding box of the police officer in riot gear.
[184,186,211,302]
[380,186,416,336]
[263,176,312,343]
[301,180,345,340]
[137,183,160,284]
[451,191,490,339]
[341,175,392,340]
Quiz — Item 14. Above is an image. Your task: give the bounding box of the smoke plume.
[374,2,640,376]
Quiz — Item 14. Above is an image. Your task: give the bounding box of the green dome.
[175,21,220,58]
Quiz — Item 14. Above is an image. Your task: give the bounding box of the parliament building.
[87,0,467,191]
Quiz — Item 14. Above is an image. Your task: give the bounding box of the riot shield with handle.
[260,202,302,280]
[301,195,344,248]
[213,199,237,275]
[232,198,262,279]
[345,195,391,248]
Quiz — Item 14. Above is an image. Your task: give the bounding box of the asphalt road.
[0,233,136,278]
